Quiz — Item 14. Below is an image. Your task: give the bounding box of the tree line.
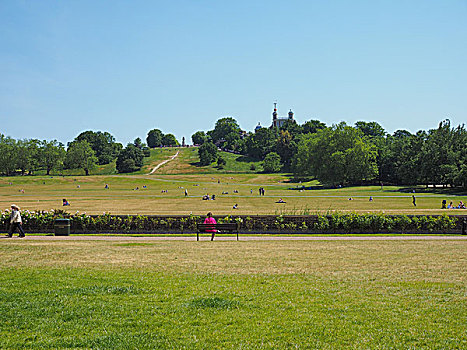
[192,118,467,188]
[0,128,179,175]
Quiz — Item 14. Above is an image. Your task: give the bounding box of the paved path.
[2,235,466,241]
[148,150,179,174]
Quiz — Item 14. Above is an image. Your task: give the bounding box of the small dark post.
[462,218,466,235]
[197,231,199,241]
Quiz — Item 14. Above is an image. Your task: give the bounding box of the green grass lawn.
[1,173,466,215]
[1,147,466,215]
[153,147,264,174]
[0,239,465,349]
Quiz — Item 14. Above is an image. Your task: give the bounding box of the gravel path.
[148,151,179,174]
[2,235,466,241]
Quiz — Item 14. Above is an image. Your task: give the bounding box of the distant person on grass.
[203,212,218,241]
[7,204,25,238]
[412,195,416,207]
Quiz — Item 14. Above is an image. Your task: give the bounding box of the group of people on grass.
[202,194,216,200]
[442,200,466,209]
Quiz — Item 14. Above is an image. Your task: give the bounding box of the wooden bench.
[196,223,240,241]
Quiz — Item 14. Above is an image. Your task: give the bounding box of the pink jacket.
[203,216,217,232]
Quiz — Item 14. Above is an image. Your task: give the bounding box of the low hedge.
[1,209,466,234]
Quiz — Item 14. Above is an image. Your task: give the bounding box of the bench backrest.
[197,223,239,230]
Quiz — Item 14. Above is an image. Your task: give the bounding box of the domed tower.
[272,102,278,127]
[288,109,294,120]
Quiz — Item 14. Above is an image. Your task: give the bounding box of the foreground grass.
[0,240,465,349]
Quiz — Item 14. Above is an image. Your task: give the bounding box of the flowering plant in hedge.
[0,210,460,233]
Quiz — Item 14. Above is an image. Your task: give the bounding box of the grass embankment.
[153,147,263,174]
[0,240,465,348]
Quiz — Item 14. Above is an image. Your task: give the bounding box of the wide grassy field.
[0,239,465,349]
[1,173,466,215]
[1,147,466,215]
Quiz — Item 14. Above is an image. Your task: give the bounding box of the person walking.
[7,204,25,238]
[203,212,218,241]
[412,195,416,207]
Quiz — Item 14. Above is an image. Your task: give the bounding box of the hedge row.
[1,210,465,234]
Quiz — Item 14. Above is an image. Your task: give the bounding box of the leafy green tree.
[354,121,387,138]
[146,129,163,148]
[162,134,179,147]
[39,140,66,175]
[279,119,302,138]
[0,134,17,175]
[420,120,465,187]
[293,124,378,185]
[209,117,241,148]
[116,144,144,173]
[379,130,422,185]
[64,140,97,176]
[198,142,218,165]
[191,131,207,145]
[16,139,40,175]
[245,127,277,159]
[223,131,241,151]
[133,137,144,149]
[75,131,121,165]
[276,130,297,166]
[263,152,282,173]
[354,121,387,183]
[302,119,326,134]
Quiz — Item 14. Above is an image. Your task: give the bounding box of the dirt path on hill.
[148,151,179,174]
[3,235,466,241]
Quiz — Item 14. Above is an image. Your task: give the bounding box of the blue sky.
[1,0,466,145]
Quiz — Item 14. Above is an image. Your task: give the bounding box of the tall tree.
[75,131,121,165]
[302,119,326,134]
[191,131,207,146]
[198,142,218,165]
[64,140,97,176]
[116,144,145,173]
[162,134,179,147]
[245,128,277,160]
[209,117,241,147]
[146,129,164,148]
[279,119,302,138]
[293,124,378,185]
[0,134,17,175]
[133,137,144,149]
[276,130,297,166]
[420,120,462,187]
[39,140,66,175]
[263,152,282,173]
[354,121,387,138]
[16,139,40,175]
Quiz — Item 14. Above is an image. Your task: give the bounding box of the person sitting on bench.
[203,212,218,241]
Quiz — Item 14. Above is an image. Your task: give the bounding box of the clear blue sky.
[1,0,466,145]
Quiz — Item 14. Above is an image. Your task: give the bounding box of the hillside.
[151,147,264,175]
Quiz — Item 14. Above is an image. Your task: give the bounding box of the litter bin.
[54,218,70,236]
